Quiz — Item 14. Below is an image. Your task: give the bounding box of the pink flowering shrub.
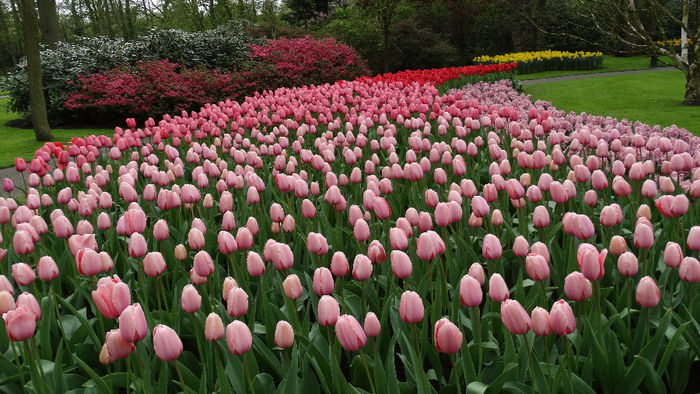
[247,36,370,90]
[63,60,240,122]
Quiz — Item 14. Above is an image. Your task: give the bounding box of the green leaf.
[72,354,111,393]
[657,321,689,375]
[253,373,276,392]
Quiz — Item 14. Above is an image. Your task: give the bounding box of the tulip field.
[1,64,700,393]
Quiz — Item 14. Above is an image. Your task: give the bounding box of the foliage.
[246,35,370,89]
[5,22,257,124]
[62,60,240,123]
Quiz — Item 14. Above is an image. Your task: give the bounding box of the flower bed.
[0,74,698,393]
[474,50,603,74]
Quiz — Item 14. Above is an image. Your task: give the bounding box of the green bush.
[5,22,257,125]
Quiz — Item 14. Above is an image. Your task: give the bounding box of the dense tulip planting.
[0,73,699,393]
[474,51,604,74]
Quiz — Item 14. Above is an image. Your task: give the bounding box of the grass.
[0,98,112,168]
[523,70,700,135]
[517,55,671,80]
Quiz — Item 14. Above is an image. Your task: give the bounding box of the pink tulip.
[143,252,166,277]
[525,253,549,281]
[688,227,700,251]
[335,314,367,351]
[373,197,391,219]
[330,252,349,277]
[128,233,147,258]
[679,257,700,282]
[482,234,502,260]
[364,312,381,337]
[352,254,372,280]
[471,196,490,217]
[564,272,592,301]
[11,263,35,286]
[205,313,224,341]
[636,276,660,308]
[609,235,627,255]
[153,324,183,361]
[353,219,370,242]
[468,263,485,285]
[531,307,551,336]
[576,244,606,280]
[0,291,15,315]
[226,287,249,317]
[52,215,74,238]
[13,230,34,255]
[550,300,576,336]
[181,284,202,313]
[617,252,638,276]
[193,250,215,277]
[76,248,102,276]
[105,329,134,360]
[153,219,169,241]
[0,275,13,295]
[633,222,654,249]
[188,228,205,250]
[399,291,424,324]
[313,267,334,295]
[306,232,329,256]
[459,275,482,307]
[390,250,412,279]
[226,320,252,355]
[218,231,237,255]
[16,292,40,320]
[283,274,303,299]
[500,299,531,335]
[235,227,254,250]
[118,303,148,342]
[663,242,683,268]
[270,242,294,270]
[488,273,509,302]
[317,295,340,326]
[270,203,284,222]
[512,236,529,257]
[34,256,55,283]
[433,318,463,354]
[274,320,294,348]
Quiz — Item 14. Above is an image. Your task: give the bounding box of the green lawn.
[0,98,112,168]
[524,70,700,135]
[517,55,670,80]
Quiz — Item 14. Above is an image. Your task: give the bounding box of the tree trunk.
[382,24,389,73]
[684,59,700,105]
[37,0,62,47]
[19,0,53,141]
[9,0,23,51]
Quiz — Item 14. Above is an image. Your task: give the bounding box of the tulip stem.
[539,281,547,307]
[133,346,147,391]
[626,277,632,333]
[411,323,422,361]
[24,340,48,394]
[471,306,482,377]
[362,282,367,316]
[563,336,574,374]
[359,350,377,394]
[174,360,189,394]
[523,334,538,390]
[11,342,26,390]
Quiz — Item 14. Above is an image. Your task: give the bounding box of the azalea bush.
[0,74,699,393]
[62,60,241,123]
[474,51,604,75]
[247,36,370,90]
[5,23,257,124]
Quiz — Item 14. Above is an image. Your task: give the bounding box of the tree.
[19,0,53,141]
[535,1,699,105]
[358,0,402,73]
[37,0,62,47]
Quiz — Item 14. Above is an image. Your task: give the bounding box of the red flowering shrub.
[247,36,370,90]
[63,60,242,122]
